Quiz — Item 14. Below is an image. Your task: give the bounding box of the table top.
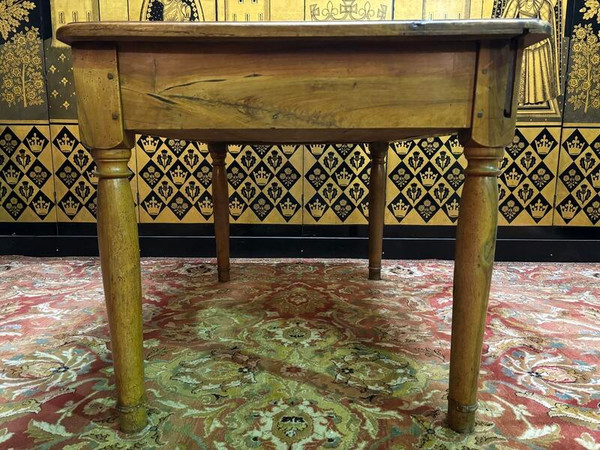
[58,19,551,47]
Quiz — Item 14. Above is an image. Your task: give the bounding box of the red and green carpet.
[0,257,599,448]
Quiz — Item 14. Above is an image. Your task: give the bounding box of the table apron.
[117,41,477,143]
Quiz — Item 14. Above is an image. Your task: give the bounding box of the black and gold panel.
[497,126,560,225]
[303,144,371,224]
[137,139,304,224]
[51,124,138,222]
[136,136,210,223]
[563,0,600,124]
[554,127,600,225]
[385,135,466,225]
[225,144,303,224]
[0,0,52,223]
[2,0,599,230]
[0,0,48,121]
[44,44,77,120]
[0,125,55,222]
[385,127,560,226]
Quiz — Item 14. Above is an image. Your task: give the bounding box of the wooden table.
[58,20,550,435]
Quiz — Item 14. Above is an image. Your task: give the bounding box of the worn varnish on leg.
[447,36,523,432]
[448,146,502,433]
[70,43,148,433]
[94,147,147,433]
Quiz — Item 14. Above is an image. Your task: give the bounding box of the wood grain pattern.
[94,146,147,433]
[57,20,551,47]
[118,41,476,143]
[467,39,525,149]
[71,44,131,150]
[448,145,503,433]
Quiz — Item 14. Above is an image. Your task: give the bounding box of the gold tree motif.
[0,0,35,40]
[567,24,600,113]
[580,0,600,23]
[0,27,45,108]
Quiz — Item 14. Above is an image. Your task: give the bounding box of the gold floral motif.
[0,27,44,108]
[580,0,600,23]
[0,0,35,40]
[567,24,600,113]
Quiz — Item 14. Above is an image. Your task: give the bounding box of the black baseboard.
[1,231,598,262]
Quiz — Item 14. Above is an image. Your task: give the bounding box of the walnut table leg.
[368,142,388,280]
[209,143,230,282]
[448,146,502,433]
[94,147,147,433]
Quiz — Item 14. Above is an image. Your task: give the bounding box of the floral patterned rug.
[0,257,599,449]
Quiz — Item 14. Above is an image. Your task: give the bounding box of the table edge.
[57,19,552,47]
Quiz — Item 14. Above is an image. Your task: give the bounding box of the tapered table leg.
[368,142,388,280]
[448,145,503,433]
[209,143,230,282]
[93,147,147,433]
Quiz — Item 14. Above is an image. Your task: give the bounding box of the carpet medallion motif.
[0,257,599,449]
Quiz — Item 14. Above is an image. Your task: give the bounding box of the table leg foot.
[209,143,231,283]
[93,147,147,433]
[218,267,230,282]
[368,267,381,280]
[448,145,502,434]
[368,142,388,281]
[117,400,148,433]
[448,398,478,433]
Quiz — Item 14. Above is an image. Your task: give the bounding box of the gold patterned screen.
[0,125,55,222]
[1,0,599,227]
